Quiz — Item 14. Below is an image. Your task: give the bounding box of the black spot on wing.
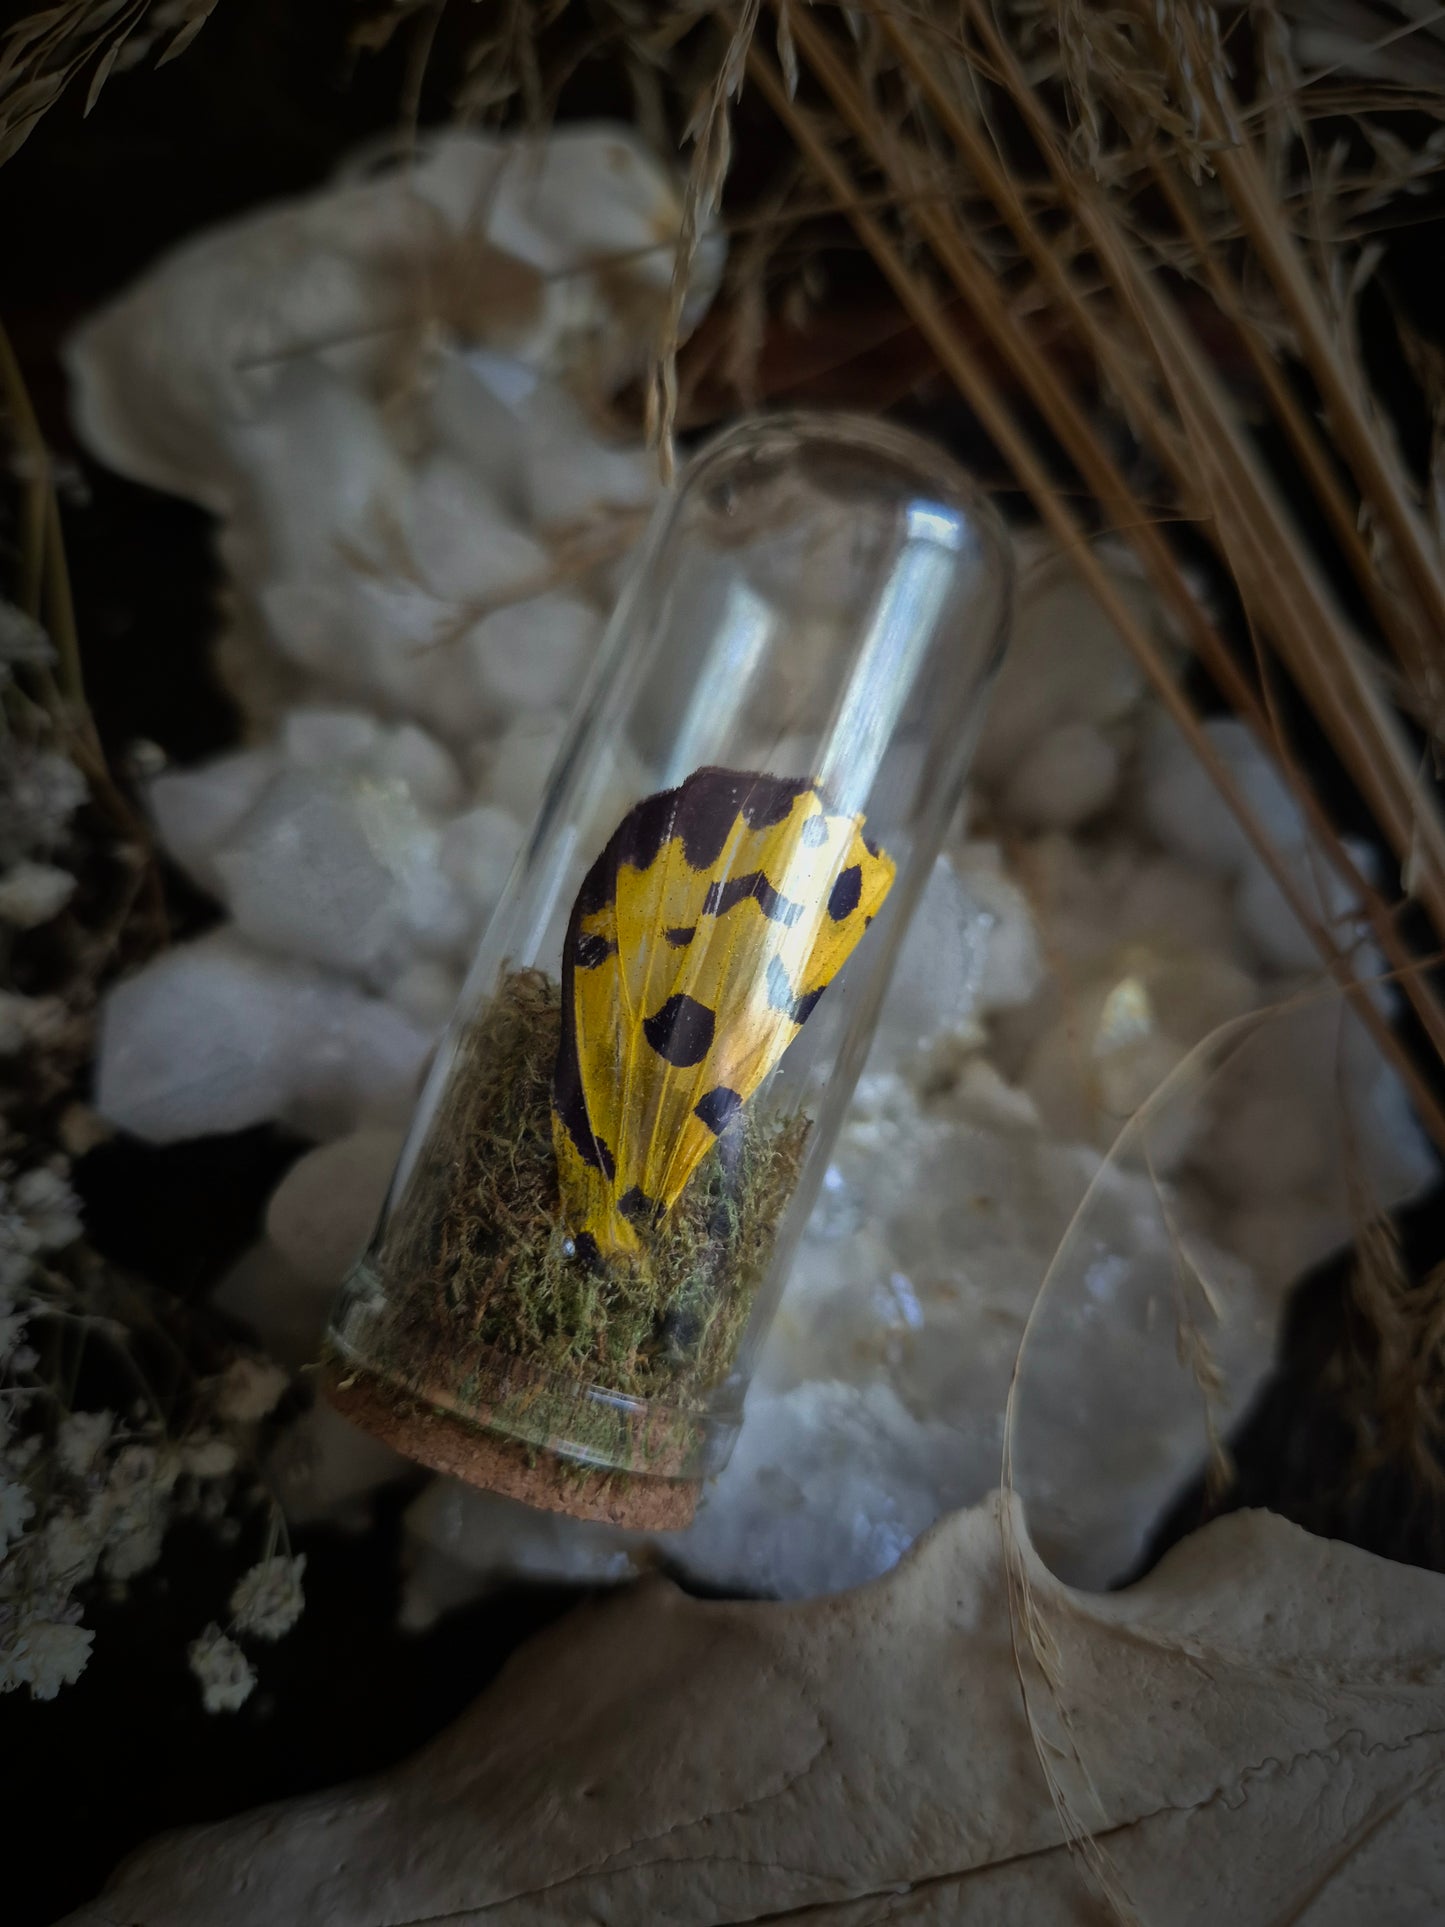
[617,1185,660,1229]
[738,771,814,831]
[643,993,716,1067]
[702,870,803,925]
[694,1086,743,1135]
[553,1069,616,1179]
[864,834,881,859]
[570,1231,603,1273]
[792,986,825,1024]
[828,864,862,921]
[555,889,616,1179]
[799,810,829,847]
[664,924,695,948]
[573,930,617,970]
[571,769,814,920]
[676,769,814,872]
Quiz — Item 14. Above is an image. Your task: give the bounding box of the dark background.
[2,6,1443,1922]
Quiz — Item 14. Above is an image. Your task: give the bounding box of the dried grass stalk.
[745,14,1445,1155]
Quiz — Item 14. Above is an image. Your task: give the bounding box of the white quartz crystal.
[265,1128,403,1287]
[95,932,430,1144]
[1000,718,1121,831]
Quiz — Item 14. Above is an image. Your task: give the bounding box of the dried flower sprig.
[0,0,220,165]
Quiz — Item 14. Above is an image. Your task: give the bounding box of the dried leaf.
[83,37,121,115]
[61,1500,1445,1924]
[158,9,213,70]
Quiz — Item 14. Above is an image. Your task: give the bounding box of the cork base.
[323,1364,700,1532]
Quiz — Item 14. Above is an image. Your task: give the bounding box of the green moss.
[359,969,808,1469]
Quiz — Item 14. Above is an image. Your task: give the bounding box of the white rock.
[514,384,659,531]
[867,854,988,1063]
[1113,851,1239,959]
[1139,712,1307,880]
[96,932,308,1141]
[271,1402,410,1528]
[1018,943,1256,1171]
[387,959,462,1030]
[675,1381,954,1599]
[280,707,380,770]
[211,1242,327,1372]
[0,860,76,928]
[283,990,432,1140]
[225,364,411,582]
[972,543,1150,786]
[428,348,534,510]
[437,805,523,920]
[95,931,430,1144]
[65,125,722,508]
[212,768,457,983]
[999,718,1120,831]
[148,746,279,891]
[257,572,431,702]
[465,592,600,713]
[484,710,569,819]
[401,1479,641,1627]
[953,842,1045,1012]
[367,723,464,816]
[1235,835,1372,976]
[1196,993,1436,1219]
[402,455,548,608]
[480,124,725,384]
[265,1128,402,1287]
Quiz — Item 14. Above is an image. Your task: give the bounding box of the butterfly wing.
[552,768,895,1260]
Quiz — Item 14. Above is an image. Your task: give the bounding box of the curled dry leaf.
[63,1497,1445,1924]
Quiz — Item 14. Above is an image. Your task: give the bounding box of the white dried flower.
[56,1409,113,1477]
[100,1442,181,1581]
[43,1507,104,1586]
[108,1442,180,1500]
[0,993,33,1058]
[2,1613,94,1700]
[103,1514,167,1581]
[11,1165,83,1254]
[188,1623,256,1714]
[0,1474,35,1554]
[229,1552,306,1641]
[0,748,87,860]
[0,861,75,928]
[216,1356,289,1424]
[181,1434,237,1480]
[0,602,54,675]
[0,991,70,1056]
[0,1639,23,1695]
[0,1299,28,1363]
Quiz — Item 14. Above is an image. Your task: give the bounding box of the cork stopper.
[323,1364,700,1532]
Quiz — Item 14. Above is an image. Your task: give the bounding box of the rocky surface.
[68,126,1436,1605]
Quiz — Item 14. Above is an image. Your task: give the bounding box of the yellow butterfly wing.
[552,768,895,1262]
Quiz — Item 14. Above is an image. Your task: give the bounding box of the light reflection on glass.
[816,498,970,813]
[663,576,776,786]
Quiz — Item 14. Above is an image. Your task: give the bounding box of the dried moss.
[343,969,807,1473]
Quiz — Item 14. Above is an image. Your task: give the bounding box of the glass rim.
[676,407,1011,529]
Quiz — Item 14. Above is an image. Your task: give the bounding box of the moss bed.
[333,969,808,1476]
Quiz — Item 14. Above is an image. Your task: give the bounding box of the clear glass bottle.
[326,413,1011,1528]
